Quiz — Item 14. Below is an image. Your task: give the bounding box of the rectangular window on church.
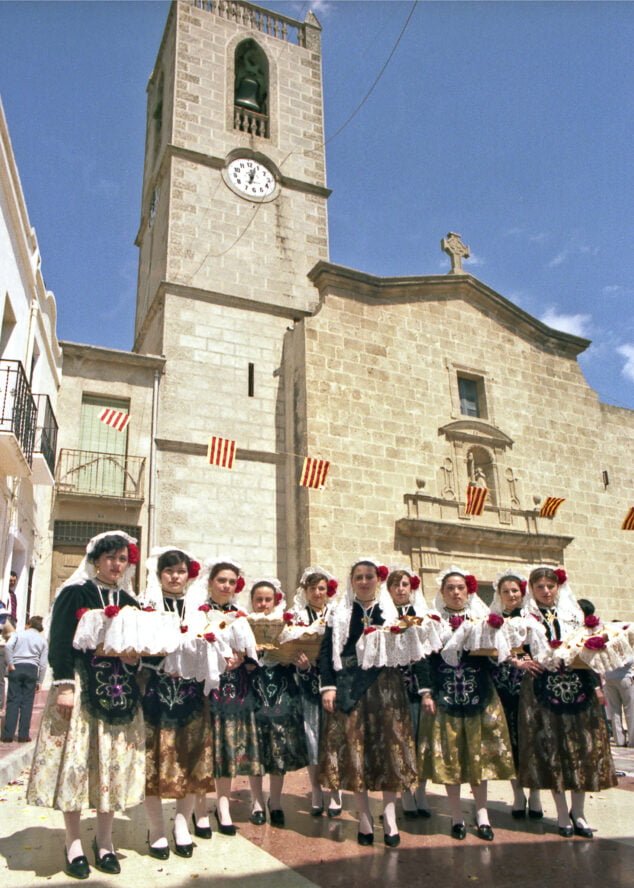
[458,375,486,418]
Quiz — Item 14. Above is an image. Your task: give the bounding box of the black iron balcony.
[32,394,59,482]
[0,359,37,476]
[56,448,146,502]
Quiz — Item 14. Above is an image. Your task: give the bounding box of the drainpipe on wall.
[147,369,161,554]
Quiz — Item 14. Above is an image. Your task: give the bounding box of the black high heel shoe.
[214,809,237,836]
[383,831,400,847]
[570,811,593,838]
[267,799,285,827]
[476,823,494,841]
[64,848,90,880]
[310,791,324,817]
[147,831,170,860]
[357,816,374,846]
[172,829,193,858]
[191,813,212,839]
[92,838,121,874]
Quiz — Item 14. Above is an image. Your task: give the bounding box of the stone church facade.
[52,0,634,615]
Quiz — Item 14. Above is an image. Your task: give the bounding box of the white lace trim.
[355,615,451,669]
[528,619,634,673]
[52,679,76,688]
[161,634,232,695]
[440,614,530,666]
[72,606,181,656]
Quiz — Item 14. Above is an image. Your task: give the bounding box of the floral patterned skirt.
[418,690,515,786]
[145,705,215,798]
[301,696,321,765]
[209,667,263,778]
[517,675,617,792]
[27,679,145,812]
[318,667,417,792]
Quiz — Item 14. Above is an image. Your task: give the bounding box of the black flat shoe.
[357,831,374,846]
[511,804,527,819]
[451,822,467,840]
[147,832,170,860]
[402,809,418,819]
[268,801,285,828]
[250,809,266,825]
[92,838,121,874]
[172,830,193,858]
[570,812,594,838]
[327,805,342,817]
[558,825,574,838]
[64,850,90,880]
[476,824,494,841]
[214,810,236,836]
[417,807,432,818]
[384,832,400,847]
[191,813,212,839]
[528,808,544,820]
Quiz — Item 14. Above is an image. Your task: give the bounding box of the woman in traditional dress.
[192,558,261,835]
[142,547,214,859]
[248,579,308,826]
[289,567,342,817]
[384,567,431,819]
[27,531,145,880]
[518,566,617,837]
[489,570,543,820]
[319,558,417,847]
[416,566,514,841]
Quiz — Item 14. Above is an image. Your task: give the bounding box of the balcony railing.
[56,448,146,500]
[0,359,37,468]
[192,0,308,47]
[233,106,269,138]
[34,394,58,475]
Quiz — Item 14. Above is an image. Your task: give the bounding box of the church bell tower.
[133,0,329,584]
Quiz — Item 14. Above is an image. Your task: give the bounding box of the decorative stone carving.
[441,231,470,274]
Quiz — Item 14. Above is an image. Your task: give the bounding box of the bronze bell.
[235,76,261,112]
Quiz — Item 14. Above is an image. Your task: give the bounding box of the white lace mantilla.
[529,619,634,673]
[355,616,450,669]
[72,606,181,656]
[161,634,232,694]
[440,615,533,666]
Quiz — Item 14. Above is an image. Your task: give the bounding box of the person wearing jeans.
[2,615,47,742]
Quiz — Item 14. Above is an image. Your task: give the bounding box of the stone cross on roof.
[441,232,470,274]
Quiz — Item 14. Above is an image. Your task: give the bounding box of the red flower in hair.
[75,607,90,621]
[409,575,421,591]
[236,576,246,593]
[127,543,140,565]
[180,625,188,634]
[584,614,601,629]
[390,625,404,635]
[188,560,201,579]
[283,612,294,624]
[203,631,217,643]
[198,604,211,613]
[549,639,563,649]
[104,605,121,618]
[584,635,606,651]
[274,592,283,605]
[554,568,567,585]
[465,575,478,595]
[142,606,155,612]
[326,579,338,598]
[449,615,465,631]
[428,613,441,622]
[363,626,377,635]
[376,565,389,582]
[487,613,504,629]
[519,580,527,595]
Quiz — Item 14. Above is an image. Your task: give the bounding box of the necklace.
[95,582,120,609]
[356,598,378,628]
[163,594,186,621]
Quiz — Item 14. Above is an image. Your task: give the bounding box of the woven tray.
[248,618,284,647]
[270,634,323,666]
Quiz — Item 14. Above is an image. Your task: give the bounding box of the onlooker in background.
[2,615,47,743]
[7,571,18,624]
[604,660,634,748]
[0,605,15,712]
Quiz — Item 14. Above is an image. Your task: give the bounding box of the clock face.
[227,158,276,200]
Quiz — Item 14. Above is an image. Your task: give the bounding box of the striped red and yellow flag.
[299,457,330,489]
[207,436,236,469]
[539,496,566,518]
[622,507,634,531]
[99,408,130,432]
[465,484,488,516]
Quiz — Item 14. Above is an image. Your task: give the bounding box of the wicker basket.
[271,633,324,666]
[248,618,284,648]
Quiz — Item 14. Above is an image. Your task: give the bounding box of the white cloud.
[617,344,634,383]
[540,307,591,338]
[528,231,548,244]
[547,250,568,268]
[602,284,634,298]
[464,251,484,267]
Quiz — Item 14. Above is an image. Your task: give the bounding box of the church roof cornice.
[61,341,166,371]
[307,261,590,358]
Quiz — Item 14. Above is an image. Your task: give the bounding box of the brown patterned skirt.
[145,702,215,798]
[318,667,417,793]
[518,674,617,792]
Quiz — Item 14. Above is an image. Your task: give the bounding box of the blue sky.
[1,0,633,409]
